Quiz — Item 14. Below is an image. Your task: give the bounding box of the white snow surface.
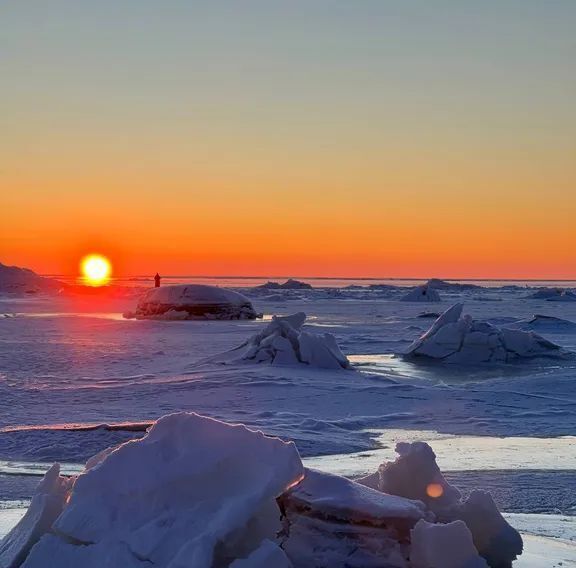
[403,303,571,363]
[16,412,304,568]
[124,284,260,320]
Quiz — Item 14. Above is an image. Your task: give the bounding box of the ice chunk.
[358,442,523,567]
[21,412,303,568]
[123,284,261,320]
[0,464,73,568]
[400,284,441,302]
[279,468,427,567]
[456,491,523,568]
[403,303,571,364]
[219,312,350,369]
[410,519,488,568]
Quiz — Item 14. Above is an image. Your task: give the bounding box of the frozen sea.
[1,279,575,566]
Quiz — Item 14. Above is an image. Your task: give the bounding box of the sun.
[81,254,112,286]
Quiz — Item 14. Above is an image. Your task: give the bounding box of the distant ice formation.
[222,312,351,370]
[0,262,63,295]
[528,287,576,301]
[3,413,522,568]
[400,284,441,303]
[123,284,261,320]
[426,278,482,291]
[402,303,571,363]
[257,279,313,290]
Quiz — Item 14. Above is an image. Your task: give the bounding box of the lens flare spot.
[426,483,444,499]
[81,254,112,286]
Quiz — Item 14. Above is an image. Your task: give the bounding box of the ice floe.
[217,312,351,370]
[123,284,261,320]
[402,303,572,363]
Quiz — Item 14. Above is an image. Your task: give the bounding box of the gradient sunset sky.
[1,1,574,279]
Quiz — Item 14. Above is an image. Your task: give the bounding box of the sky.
[1,1,575,279]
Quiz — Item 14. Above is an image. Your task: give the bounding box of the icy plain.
[1,279,575,566]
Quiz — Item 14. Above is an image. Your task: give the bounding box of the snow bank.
[400,284,441,303]
[123,284,261,320]
[257,279,312,290]
[278,468,428,567]
[0,464,72,568]
[402,303,571,363]
[13,412,304,568]
[226,312,350,369]
[358,441,523,567]
[0,262,63,295]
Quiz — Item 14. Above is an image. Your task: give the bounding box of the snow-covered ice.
[403,303,572,363]
[10,412,303,568]
[123,284,260,320]
[211,312,351,369]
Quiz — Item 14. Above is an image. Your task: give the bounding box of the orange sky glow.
[1,2,574,280]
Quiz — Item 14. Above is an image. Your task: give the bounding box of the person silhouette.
[154,273,161,288]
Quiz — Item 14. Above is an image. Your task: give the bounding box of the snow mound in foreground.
[123,284,261,320]
[402,303,571,363]
[358,441,523,567]
[400,284,441,303]
[224,312,351,369]
[3,413,523,568]
[8,412,303,568]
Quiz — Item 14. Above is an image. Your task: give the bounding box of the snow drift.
[402,303,571,363]
[400,285,441,303]
[216,312,351,370]
[2,413,523,568]
[123,284,261,320]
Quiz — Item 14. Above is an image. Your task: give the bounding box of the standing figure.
[154,273,161,288]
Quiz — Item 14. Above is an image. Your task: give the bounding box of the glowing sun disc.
[81,254,111,285]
